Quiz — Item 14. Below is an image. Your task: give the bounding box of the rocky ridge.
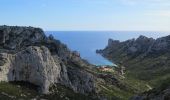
[97,35,170,100]
[0,25,96,95]
[97,35,170,62]
[0,26,150,100]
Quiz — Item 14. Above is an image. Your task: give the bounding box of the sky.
[0,0,170,31]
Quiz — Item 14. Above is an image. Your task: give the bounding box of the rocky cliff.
[97,35,170,100]
[97,35,170,63]
[0,26,153,100]
[97,35,170,75]
[0,25,96,95]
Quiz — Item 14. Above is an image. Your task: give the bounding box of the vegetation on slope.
[97,35,170,99]
[0,82,97,100]
[0,68,149,100]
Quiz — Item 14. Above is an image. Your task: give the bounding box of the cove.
[45,31,114,66]
[45,31,168,66]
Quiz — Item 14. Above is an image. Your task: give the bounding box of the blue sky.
[0,0,170,31]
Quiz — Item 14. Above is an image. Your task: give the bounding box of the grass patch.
[99,84,133,100]
[0,81,38,100]
[44,83,98,100]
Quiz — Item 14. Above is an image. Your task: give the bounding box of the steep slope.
[97,35,170,99]
[0,26,137,100]
[131,77,170,100]
[97,35,170,82]
[0,26,97,98]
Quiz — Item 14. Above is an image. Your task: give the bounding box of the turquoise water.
[45,31,169,66]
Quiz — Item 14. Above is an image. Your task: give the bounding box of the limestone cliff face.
[0,26,96,94]
[9,46,61,93]
[0,26,46,50]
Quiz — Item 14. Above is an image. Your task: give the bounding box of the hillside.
[97,35,170,99]
[0,25,137,100]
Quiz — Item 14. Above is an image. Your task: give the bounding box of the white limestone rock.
[0,46,61,93]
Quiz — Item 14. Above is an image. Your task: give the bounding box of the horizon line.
[45,30,170,33]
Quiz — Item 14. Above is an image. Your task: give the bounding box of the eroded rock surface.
[0,26,96,94]
[97,35,170,63]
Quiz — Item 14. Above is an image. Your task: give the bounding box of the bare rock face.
[0,53,12,81]
[149,36,170,54]
[0,26,96,95]
[97,35,170,62]
[108,39,120,47]
[67,66,95,94]
[0,25,46,50]
[10,46,61,93]
[0,46,62,93]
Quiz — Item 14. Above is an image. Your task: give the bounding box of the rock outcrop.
[0,26,96,94]
[97,34,170,100]
[97,35,170,63]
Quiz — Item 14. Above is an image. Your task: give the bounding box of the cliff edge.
[0,26,96,95]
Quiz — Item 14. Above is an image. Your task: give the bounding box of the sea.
[45,31,170,66]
